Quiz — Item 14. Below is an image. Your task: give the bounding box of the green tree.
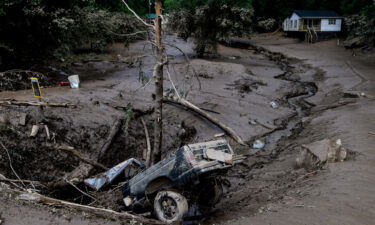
[168,0,253,56]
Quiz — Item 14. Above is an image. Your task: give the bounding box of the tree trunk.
[152,0,164,165]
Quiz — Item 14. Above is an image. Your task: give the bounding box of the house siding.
[320,18,342,31]
[283,13,300,31]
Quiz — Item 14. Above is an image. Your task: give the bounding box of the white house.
[283,10,343,33]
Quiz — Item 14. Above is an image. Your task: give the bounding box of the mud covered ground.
[1,33,375,225]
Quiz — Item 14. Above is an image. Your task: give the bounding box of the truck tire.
[154,190,188,223]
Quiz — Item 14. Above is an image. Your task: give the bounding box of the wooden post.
[152,0,164,165]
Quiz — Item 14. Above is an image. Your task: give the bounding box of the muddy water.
[213,46,318,155]
[185,43,319,224]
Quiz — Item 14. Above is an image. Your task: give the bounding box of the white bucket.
[68,75,80,88]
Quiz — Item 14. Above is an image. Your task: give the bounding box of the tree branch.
[164,97,246,145]
[120,0,154,28]
[56,146,108,171]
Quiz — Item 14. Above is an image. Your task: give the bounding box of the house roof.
[294,10,342,18]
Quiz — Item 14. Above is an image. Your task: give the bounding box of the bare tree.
[121,0,165,166]
[152,0,165,165]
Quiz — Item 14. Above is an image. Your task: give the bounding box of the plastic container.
[68,75,80,88]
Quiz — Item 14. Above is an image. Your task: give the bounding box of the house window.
[329,19,336,25]
[294,20,297,28]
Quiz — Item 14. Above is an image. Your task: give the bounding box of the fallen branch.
[48,163,93,188]
[166,66,181,99]
[17,192,164,225]
[56,146,108,171]
[254,119,273,130]
[164,97,246,145]
[65,179,97,201]
[0,173,44,187]
[0,141,27,190]
[97,118,124,160]
[140,118,152,167]
[0,99,76,108]
[164,42,202,90]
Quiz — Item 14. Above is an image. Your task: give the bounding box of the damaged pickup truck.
[85,139,244,223]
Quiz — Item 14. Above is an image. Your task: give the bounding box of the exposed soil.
[1,33,375,225]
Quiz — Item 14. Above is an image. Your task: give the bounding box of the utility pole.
[152,0,164,165]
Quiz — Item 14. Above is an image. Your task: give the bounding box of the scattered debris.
[30,125,40,137]
[206,148,233,164]
[343,92,360,98]
[0,173,43,188]
[59,81,71,86]
[198,72,213,79]
[140,118,151,165]
[19,113,27,126]
[16,191,163,224]
[164,96,245,145]
[270,101,278,109]
[56,145,109,171]
[214,133,225,137]
[0,99,76,108]
[84,158,144,191]
[230,78,267,94]
[98,117,124,160]
[44,125,50,140]
[68,75,80,88]
[249,118,273,130]
[252,139,265,149]
[343,91,365,98]
[0,70,53,92]
[296,139,347,170]
[249,119,257,125]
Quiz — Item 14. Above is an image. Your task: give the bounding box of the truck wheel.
[154,190,188,223]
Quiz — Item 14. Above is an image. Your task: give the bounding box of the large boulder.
[295,139,347,170]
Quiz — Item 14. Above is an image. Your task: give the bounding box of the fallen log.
[0,99,76,108]
[48,163,93,188]
[97,118,124,160]
[56,146,108,171]
[164,97,246,145]
[17,192,164,225]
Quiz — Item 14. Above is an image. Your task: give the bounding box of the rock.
[252,139,265,149]
[0,114,9,125]
[343,36,366,48]
[30,125,40,137]
[270,101,278,109]
[295,139,347,170]
[19,113,27,126]
[248,119,257,125]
